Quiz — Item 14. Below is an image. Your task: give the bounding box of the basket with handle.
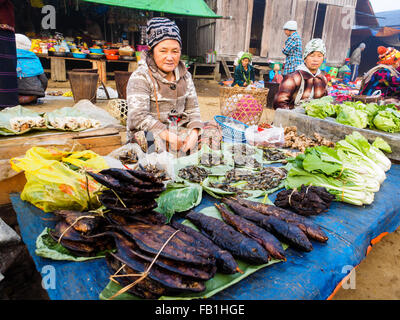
[219,86,269,126]
[214,115,248,143]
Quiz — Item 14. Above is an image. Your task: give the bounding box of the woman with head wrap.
[274,38,328,109]
[126,17,204,155]
[359,46,400,100]
[232,52,255,87]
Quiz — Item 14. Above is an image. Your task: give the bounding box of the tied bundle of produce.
[285,132,392,206]
[87,168,166,216]
[274,185,335,216]
[38,210,113,259]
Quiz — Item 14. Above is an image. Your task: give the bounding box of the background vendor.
[282,20,303,76]
[126,17,203,155]
[232,52,255,87]
[274,38,328,109]
[349,43,366,82]
[15,33,48,105]
[359,46,400,101]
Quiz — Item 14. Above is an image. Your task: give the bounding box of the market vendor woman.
[232,52,255,87]
[126,17,203,154]
[274,38,328,109]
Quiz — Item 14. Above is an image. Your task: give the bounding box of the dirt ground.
[2,78,400,300]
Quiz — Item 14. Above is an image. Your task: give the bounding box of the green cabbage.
[335,105,369,129]
[303,96,336,119]
[373,109,400,133]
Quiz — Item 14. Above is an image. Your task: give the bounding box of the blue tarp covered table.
[9,164,400,300]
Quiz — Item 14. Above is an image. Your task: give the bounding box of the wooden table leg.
[193,63,197,80]
[128,61,138,72]
[92,60,107,84]
[214,63,220,81]
[50,57,67,82]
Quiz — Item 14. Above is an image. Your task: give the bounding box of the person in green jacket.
[232,52,255,87]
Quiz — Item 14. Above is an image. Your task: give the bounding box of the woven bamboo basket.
[219,86,269,126]
[114,71,132,100]
[351,95,382,104]
[106,99,128,125]
[67,71,99,104]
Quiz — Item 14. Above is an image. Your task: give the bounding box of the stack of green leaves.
[285,132,392,206]
[303,98,400,133]
[303,96,336,119]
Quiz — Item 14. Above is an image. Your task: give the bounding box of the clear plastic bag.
[245,125,285,148]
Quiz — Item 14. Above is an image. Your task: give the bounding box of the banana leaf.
[0,106,46,136]
[155,181,203,222]
[99,205,287,300]
[35,227,111,262]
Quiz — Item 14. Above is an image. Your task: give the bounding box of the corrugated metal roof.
[377,10,400,27]
[317,0,357,7]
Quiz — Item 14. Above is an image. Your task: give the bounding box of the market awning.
[82,0,222,18]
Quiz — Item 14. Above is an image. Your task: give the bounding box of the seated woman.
[274,38,328,109]
[15,34,48,105]
[359,46,400,101]
[232,52,255,87]
[126,17,204,155]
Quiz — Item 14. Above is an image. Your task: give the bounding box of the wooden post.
[128,61,138,72]
[92,60,107,84]
[50,57,67,81]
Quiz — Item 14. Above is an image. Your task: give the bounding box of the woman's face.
[304,51,324,73]
[241,58,249,68]
[153,39,181,74]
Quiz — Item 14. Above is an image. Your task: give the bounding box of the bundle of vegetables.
[303,96,336,119]
[373,108,400,133]
[285,132,392,206]
[274,185,335,216]
[303,98,400,133]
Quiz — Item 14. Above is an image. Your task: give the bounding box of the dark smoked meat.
[170,219,240,274]
[216,202,286,261]
[186,211,270,265]
[222,198,313,252]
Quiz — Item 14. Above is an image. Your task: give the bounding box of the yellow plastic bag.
[10,147,109,212]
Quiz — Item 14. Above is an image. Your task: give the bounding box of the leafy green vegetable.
[373,109,400,133]
[303,96,336,119]
[372,137,392,153]
[285,132,391,206]
[335,105,368,129]
[155,181,203,222]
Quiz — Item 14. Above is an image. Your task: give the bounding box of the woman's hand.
[181,129,199,153]
[159,130,184,151]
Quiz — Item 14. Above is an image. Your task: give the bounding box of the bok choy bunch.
[285,132,391,206]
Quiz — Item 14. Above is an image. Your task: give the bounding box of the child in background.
[269,64,283,83]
